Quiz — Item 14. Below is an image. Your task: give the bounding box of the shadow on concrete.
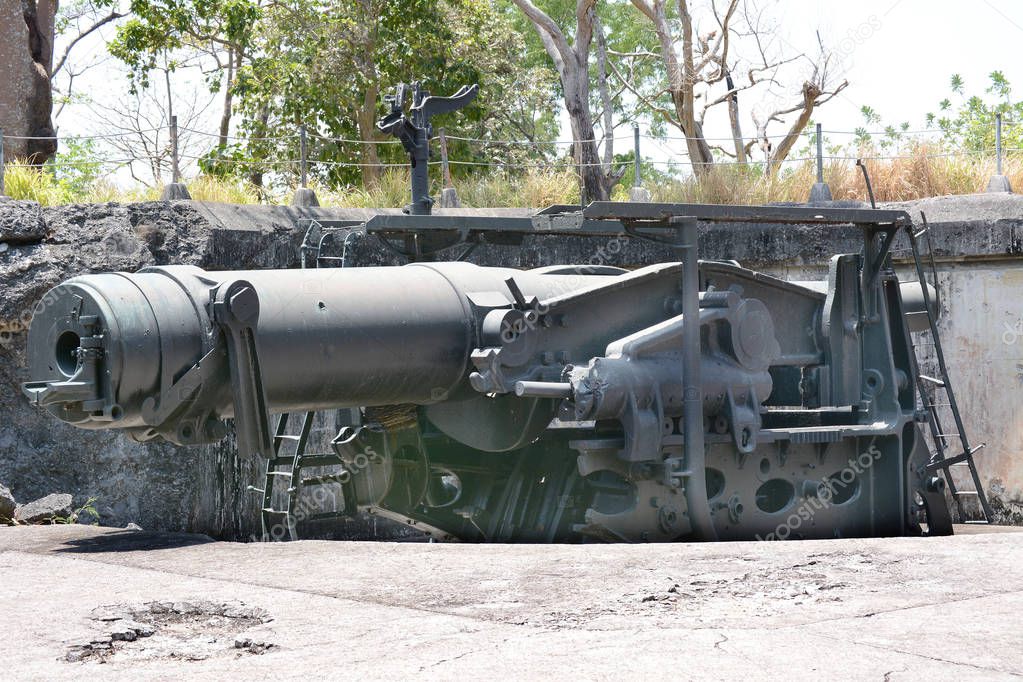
[53,530,216,554]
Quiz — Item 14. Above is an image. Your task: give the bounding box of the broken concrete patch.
[66,600,275,664]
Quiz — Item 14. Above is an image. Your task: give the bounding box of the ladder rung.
[261,508,289,516]
[298,474,350,487]
[275,434,302,442]
[954,490,979,496]
[934,433,963,438]
[926,445,985,472]
[296,454,345,468]
[919,375,946,387]
[913,228,929,239]
[306,511,350,522]
[266,471,293,477]
[269,456,296,467]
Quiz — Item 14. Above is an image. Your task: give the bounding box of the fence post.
[575,139,586,207]
[628,123,651,202]
[808,121,833,204]
[633,124,641,187]
[438,127,460,209]
[161,115,192,200]
[300,124,308,188]
[292,123,320,207]
[987,113,1012,193]
[171,115,180,183]
[0,127,5,198]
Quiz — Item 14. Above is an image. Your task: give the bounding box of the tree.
[927,72,1023,153]
[616,0,847,173]
[51,0,125,120]
[230,0,524,188]
[108,0,262,148]
[510,0,617,201]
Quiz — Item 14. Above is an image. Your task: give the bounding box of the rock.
[0,200,47,244]
[0,483,15,522]
[15,492,73,524]
[0,203,154,335]
[125,522,143,531]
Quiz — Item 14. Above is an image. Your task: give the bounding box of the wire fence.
[1,114,1020,198]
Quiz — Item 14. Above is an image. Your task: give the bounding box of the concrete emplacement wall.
[0,194,1021,537]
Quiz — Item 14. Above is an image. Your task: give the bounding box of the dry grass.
[649,146,1020,205]
[4,147,1022,207]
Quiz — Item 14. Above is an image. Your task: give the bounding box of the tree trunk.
[768,81,822,172]
[218,47,239,148]
[564,81,608,203]
[594,15,614,171]
[15,0,58,164]
[248,105,270,188]
[357,84,381,187]
[725,71,746,164]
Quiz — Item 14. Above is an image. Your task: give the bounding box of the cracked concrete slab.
[1,525,1021,679]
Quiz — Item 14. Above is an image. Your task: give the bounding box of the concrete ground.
[1,525,1021,680]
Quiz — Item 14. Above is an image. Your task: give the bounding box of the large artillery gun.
[21,199,967,542]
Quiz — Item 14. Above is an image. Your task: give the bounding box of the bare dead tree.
[511,0,617,202]
[618,0,848,174]
[750,31,847,170]
[88,63,213,186]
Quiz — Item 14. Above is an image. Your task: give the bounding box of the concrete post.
[575,139,586,208]
[808,122,833,204]
[292,123,319,207]
[987,113,1013,193]
[628,123,651,202]
[438,127,460,208]
[161,115,191,200]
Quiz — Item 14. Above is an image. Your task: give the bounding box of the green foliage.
[109,0,261,91]
[53,497,100,525]
[926,72,1023,152]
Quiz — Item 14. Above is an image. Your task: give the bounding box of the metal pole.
[575,139,585,207]
[669,215,717,541]
[815,122,824,184]
[439,127,452,189]
[0,127,5,196]
[170,115,180,184]
[300,124,308,188]
[996,113,1003,176]
[633,123,641,188]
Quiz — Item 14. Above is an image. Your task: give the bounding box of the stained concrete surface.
[2,525,1022,680]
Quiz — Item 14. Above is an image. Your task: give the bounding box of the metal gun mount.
[23,198,988,542]
[377,82,478,216]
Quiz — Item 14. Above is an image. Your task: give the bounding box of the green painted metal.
[21,203,958,541]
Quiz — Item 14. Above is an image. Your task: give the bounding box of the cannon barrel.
[22,262,616,439]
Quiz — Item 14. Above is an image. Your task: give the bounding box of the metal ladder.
[251,412,352,541]
[907,219,993,523]
[248,219,361,540]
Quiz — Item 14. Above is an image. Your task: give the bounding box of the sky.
[791,0,1023,134]
[53,0,1023,179]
